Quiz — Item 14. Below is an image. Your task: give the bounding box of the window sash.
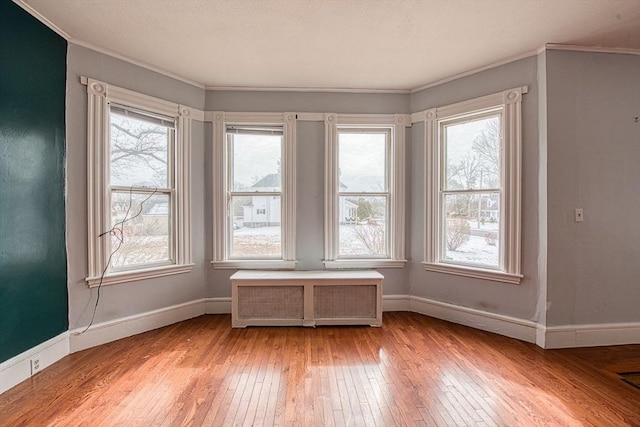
[337,127,390,258]
[107,108,176,272]
[437,112,504,270]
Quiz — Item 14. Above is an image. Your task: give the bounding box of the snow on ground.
[445,234,499,267]
[231,223,498,266]
[232,226,281,257]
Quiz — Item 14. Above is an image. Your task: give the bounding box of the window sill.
[324,259,407,269]
[85,263,195,288]
[422,262,522,284]
[211,260,297,270]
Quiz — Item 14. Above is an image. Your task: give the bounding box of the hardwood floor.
[1,312,639,426]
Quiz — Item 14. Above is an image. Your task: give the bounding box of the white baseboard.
[204,297,232,314]
[69,299,206,353]
[540,322,640,349]
[409,296,538,344]
[383,294,410,311]
[0,332,69,395]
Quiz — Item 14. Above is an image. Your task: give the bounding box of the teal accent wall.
[0,1,68,362]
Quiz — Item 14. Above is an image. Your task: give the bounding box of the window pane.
[110,192,171,269]
[110,111,171,188]
[230,195,281,258]
[442,193,500,268]
[443,115,500,191]
[230,133,282,192]
[338,196,387,257]
[338,131,387,192]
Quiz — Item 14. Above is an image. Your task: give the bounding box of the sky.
[231,134,282,189]
[444,116,497,164]
[338,132,387,192]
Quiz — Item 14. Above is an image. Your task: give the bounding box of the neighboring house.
[478,194,499,222]
[241,175,358,227]
[339,181,358,225]
[243,174,281,227]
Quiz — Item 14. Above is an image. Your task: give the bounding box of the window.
[211,113,296,269]
[422,87,526,284]
[85,77,193,286]
[324,114,408,268]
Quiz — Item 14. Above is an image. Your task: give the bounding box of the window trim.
[210,112,296,270]
[84,77,193,287]
[418,87,526,284]
[324,113,409,269]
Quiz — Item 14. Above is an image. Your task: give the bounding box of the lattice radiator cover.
[237,285,304,320]
[314,285,377,318]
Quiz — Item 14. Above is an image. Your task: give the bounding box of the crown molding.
[13,0,70,39]
[70,40,205,89]
[411,49,539,94]
[206,85,410,94]
[543,43,640,56]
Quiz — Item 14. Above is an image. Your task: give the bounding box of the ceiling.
[19,0,640,91]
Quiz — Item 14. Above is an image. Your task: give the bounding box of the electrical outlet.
[31,355,42,376]
[574,208,584,222]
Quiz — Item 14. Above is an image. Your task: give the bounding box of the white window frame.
[418,87,526,284]
[210,112,296,269]
[84,77,193,287]
[324,114,409,269]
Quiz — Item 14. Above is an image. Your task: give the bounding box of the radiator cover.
[230,270,383,328]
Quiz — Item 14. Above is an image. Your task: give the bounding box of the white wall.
[545,50,640,326]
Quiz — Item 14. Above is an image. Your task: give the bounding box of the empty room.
[1,0,639,425]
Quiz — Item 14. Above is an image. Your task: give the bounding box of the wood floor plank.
[1,312,639,426]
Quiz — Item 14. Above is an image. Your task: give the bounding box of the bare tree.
[472,119,500,188]
[447,153,481,190]
[110,117,168,186]
[352,223,385,254]
[446,218,470,251]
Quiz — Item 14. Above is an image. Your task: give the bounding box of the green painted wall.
[0,1,68,362]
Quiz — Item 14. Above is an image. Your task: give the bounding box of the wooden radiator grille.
[314,285,377,319]
[237,285,304,320]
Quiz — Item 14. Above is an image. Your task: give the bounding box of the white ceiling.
[19,0,640,91]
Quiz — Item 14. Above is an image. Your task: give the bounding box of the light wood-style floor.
[1,312,639,426]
